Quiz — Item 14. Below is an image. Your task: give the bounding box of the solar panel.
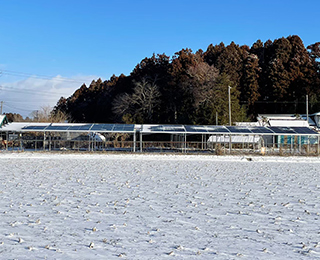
[113,124,135,132]
[46,125,70,131]
[147,125,185,133]
[162,125,185,132]
[205,126,230,133]
[67,125,82,131]
[121,124,135,131]
[184,125,208,133]
[268,127,296,134]
[291,127,318,135]
[226,126,252,133]
[22,125,49,130]
[248,127,274,134]
[78,124,93,131]
[91,124,114,131]
[65,124,92,131]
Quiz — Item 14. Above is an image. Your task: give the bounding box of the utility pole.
[228,86,232,126]
[0,101,3,114]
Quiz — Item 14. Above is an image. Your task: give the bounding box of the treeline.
[52,35,320,125]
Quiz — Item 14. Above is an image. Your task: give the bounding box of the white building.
[256,113,320,130]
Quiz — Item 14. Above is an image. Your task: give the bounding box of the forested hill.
[52,35,320,125]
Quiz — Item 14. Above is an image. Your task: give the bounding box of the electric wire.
[0,85,70,98]
[3,103,37,113]
[0,69,89,84]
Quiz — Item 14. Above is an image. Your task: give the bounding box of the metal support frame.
[6,132,8,151]
[43,132,46,151]
[88,132,91,151]
[140,132,143,152]
[1,124,320,156]
[133,131,136,152]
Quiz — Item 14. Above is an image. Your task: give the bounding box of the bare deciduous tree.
[113,78,161,123]
[187,62,219,106]
[32,105,68,123]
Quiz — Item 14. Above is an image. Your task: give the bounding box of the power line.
[0,85,69,97]
[4,100,50,109]
[3,103,37,113]
[0,69,90,84]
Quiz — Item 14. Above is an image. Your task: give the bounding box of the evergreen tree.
[169,48,200,123]
[216,42,244,86]
[211,73,247,125]
[241,53,260,118]
[203,42,225,66]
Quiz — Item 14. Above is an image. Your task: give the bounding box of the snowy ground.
[0,152,320,259]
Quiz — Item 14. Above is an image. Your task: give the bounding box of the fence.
[1,132,319,156]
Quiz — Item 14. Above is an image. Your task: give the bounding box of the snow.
[1,152,320,259]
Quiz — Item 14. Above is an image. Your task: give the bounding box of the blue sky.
[0,0,319,117]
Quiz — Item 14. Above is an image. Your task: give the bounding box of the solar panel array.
[142,125,319,135]
[21,124,135,133]
[11,123,320,135]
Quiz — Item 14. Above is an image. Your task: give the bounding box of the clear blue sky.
[0,0,319,116]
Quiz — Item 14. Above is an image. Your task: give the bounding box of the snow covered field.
[0,153,320,259]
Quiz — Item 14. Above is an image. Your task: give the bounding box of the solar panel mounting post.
[6,132,8,151]
[19,133,22,151]
[201,134,204,150]
[299,135,302,154]
[88,133,90,151]
[140,132,143,152]
[184,133,187,153]
[133,131,136,152]
[49,133,51,151]
[43,132,45,151]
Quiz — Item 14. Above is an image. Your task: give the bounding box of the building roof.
[0,115,8,127]
[257,113,315,127]
[267,119,309,127]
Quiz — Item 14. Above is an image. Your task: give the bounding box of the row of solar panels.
[21,124,135,133]
[144,125,318,135]
[16,123,319,135]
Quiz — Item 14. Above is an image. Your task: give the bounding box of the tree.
[169,48,201,123]
[113,78,161,124]
[51,35,320,123]
[216,42,245,86]
[211,74,247,125]
[203,42,225,66]
[307,42,320,111]
[32,105,68,123]
[186,62,219,124]
[5,113,24,122]
[241,53,260,118]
